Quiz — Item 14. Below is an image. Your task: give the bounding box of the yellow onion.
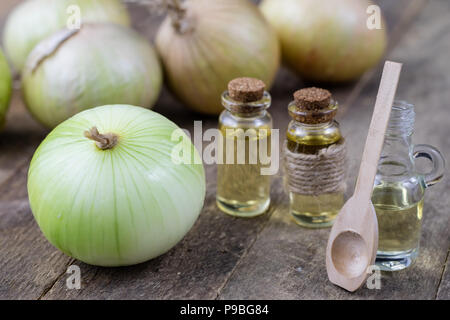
[260,0,387,82]
[0,49,12,128]
[3,0,130,72]
[22,23,162,129]
[156,0,280,115]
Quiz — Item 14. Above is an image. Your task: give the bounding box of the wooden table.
[0,0,449,300]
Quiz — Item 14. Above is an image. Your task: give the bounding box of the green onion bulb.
[3,0,130,72]
[22,23,163,129]
[28,105,206,267]
[0,49,12,128]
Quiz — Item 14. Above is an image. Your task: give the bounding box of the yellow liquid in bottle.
[216,124,271,217]
[287,129,344,228]
[372,183,423,254]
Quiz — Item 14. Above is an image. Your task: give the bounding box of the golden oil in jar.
[217,125,272,217]
[284,88,346,228]
[372,182,424,267]
[287,124,344,227]
[216,78,273,217]
[375,201,423,253]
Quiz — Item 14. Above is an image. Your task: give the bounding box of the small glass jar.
[372,101,445,271]
[216,82,272,217]
[285,89,346,228]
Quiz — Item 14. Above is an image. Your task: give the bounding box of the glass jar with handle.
[372,101,446,271]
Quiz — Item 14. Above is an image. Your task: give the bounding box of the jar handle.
[413,144,446,187]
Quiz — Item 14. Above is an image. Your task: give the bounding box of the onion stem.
[84,127,118,150]
[165,0,192,33]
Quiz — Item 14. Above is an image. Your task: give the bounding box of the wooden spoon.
[326,61,403,292]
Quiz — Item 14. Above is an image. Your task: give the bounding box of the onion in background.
[260,0,387,83]
[0,49,12,128]
[156,0,280,115]
[22,23,163,129]
[3,0,130,72]
[28,105,206,267]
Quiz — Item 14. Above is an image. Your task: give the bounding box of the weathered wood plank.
[437,251,450,299]
[0,164,73,300]
[0,87,61,300]
[218,0,450,300]
[0,93,47,185]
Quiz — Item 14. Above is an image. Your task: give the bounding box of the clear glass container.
[216,91,272,217]
[372,101,445,271]
[286,100,345,228]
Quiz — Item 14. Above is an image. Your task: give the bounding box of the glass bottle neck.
[386,100,415,136]
[287,119,341,147]
[227,109,267,119]
[382,134,412,158]
[377,135,414,180]
[221,91,271,118]
[291,119,335,130]
[377,101,416,178]
[382,101,415,157]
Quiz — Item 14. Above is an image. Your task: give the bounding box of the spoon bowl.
[331,231,369,278]
[326,197,378,291]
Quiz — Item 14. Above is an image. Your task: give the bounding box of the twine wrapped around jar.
[283,140,347,196]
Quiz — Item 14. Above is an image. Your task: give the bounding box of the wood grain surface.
[0,0,448,300]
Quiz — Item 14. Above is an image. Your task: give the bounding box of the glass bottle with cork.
[216,77,273,217]
[284,87,346,228]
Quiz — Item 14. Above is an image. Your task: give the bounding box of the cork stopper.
[294,87,332,111]
[289,87,337,124]
[228,77,266,103]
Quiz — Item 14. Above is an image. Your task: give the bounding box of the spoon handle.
[355,61,403,201]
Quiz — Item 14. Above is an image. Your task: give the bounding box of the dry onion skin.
[260,0,387,82]
[22,23,163,129]
[28,105,206,267]
[156,0,280,115]
[3,0,130,72]
[0,50,12,128]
